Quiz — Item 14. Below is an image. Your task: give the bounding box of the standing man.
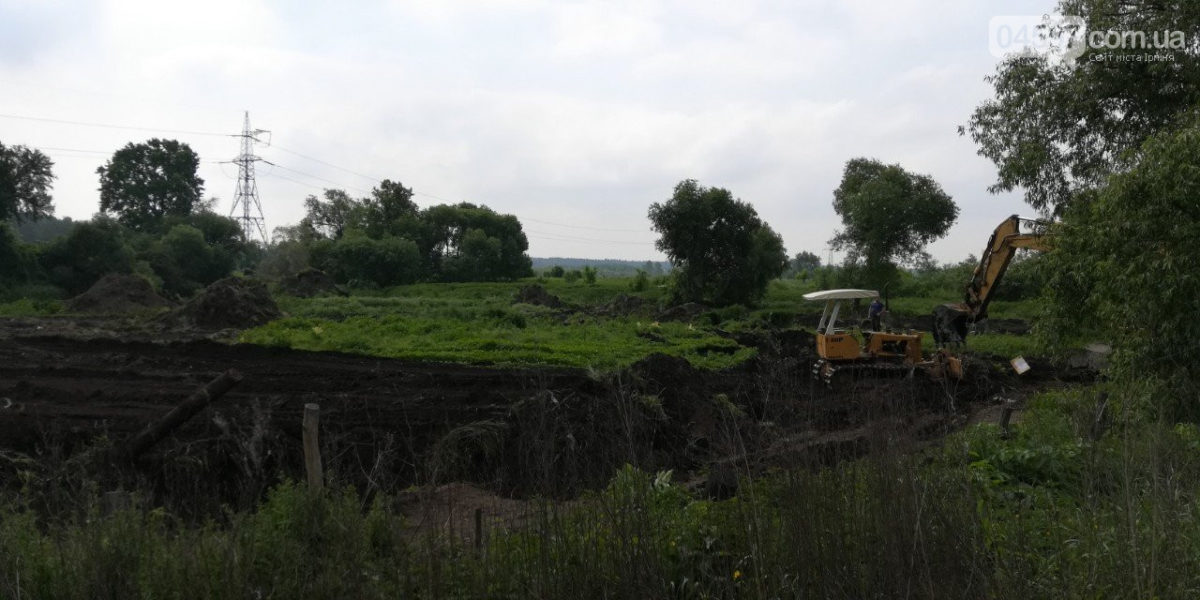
[868,296,885,331]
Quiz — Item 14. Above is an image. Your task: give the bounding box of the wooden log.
[124,369,243,460]
[474,507,484,553]
[303,403,323,491]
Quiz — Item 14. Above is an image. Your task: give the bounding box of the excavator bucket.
[932,303,971,347]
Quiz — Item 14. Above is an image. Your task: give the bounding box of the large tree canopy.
[831,158,957,273]
[0,141,54,223]
[295,185,531,284]
[1041,118,1200,403]
[966,1,1200,214]
[421,202,532,281]
[97,139,205,231]
[648,179,787,306]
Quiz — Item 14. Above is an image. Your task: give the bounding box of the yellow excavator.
[932,215,1050,347]
[805,215,1049,387]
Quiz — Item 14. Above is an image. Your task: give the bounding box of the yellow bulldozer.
[806,288,960,386]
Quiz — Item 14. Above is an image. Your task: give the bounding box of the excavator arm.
[932,215,1049,346]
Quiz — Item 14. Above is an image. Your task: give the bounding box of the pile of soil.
[277,269,343,298]
[513,284,569,309]
[657,302,708,322]
[595,294,652,317]
[67,274,171,314]
[169,277,281,330]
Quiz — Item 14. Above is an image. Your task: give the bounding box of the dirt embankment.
[0,309,1053,521]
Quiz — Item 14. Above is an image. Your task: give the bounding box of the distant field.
[241,277,1043,369]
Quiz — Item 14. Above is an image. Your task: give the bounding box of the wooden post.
[474,507,484,553]
[303,403,323,491]
[124,369,243,460]
[999,404,1015,438]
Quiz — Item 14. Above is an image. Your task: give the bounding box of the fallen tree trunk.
[123,369,243,460]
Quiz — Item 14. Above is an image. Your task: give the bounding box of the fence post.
[999,402,1015,438]
[303,403,323,492]
[474,507,484,554]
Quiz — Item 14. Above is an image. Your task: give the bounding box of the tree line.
[0,138,535,300]
[4,135,972,308]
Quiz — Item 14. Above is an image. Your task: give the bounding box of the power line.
[259,171,328,191]
[525,229,654,246]
[261,161,374,195]
[32,145,110,155]
[270,143,384,183]
[521,216,647,233]
[0,112,234,137]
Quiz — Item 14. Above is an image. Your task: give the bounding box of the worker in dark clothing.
[868,297,885,331]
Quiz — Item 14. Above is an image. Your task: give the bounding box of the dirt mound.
[595,294,652,316]
[277,269,343,298]
[513,284,569,309]
[170,277,281,330]
[67,274,170,314]
[656,302,708,322]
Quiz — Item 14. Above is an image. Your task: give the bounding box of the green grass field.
[240,277,1043,369]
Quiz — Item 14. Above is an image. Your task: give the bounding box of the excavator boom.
[933,215,1049,346]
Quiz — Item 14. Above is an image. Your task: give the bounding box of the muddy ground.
[0,314,1071,519]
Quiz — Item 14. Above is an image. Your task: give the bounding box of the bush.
[39,216,135,295]
[630,269,649,292]
[0,221,38,284]
[1041,119,1200,398]
[314,233,422,288]
[145,224,237,297]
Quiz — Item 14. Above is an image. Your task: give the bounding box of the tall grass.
[6,381,1200,598]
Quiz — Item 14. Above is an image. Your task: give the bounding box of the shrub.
[630,269,649,292]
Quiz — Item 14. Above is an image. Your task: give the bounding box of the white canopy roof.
[802,289,879,301]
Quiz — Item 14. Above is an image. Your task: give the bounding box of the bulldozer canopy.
[802,289,879,301]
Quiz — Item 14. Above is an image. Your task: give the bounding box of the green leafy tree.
[583,265,597,285]
[791,251,821,276]
[1042,119,1200,398]
[0,142,55,223]
[361,179,419,237]
[144,223,241,297]
[300,189,360,240]
[313,233,421,287]
[965,1,1200,214]
[830,158,957,288]
[547,265,565,278]
[40,216,135,294]
[257,240,311,280]
[648,179,787,306]
[0,222,38,284]
[14,215,76,243]
[97,139,205,231]
[420,203,532,281]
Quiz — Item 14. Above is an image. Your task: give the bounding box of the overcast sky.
[1,0,1056,262]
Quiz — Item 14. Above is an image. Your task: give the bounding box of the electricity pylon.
[229,111,270,244]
